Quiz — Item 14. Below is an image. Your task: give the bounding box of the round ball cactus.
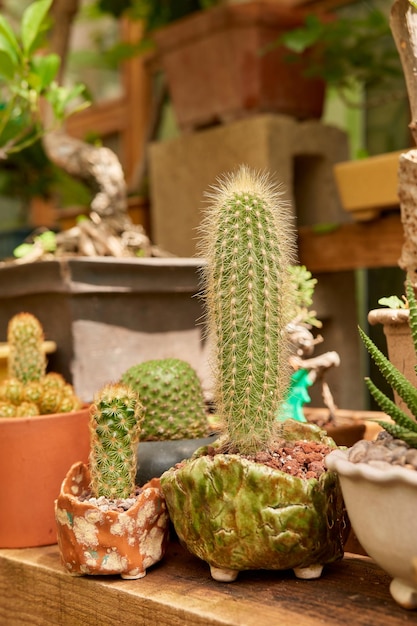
[120,358,209,441]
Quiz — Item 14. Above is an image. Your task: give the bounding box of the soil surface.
[78,486,144,512]
[206,440,333,480]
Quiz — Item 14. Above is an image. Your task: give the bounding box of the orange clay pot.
[0,406,90,548]
[55,462,170,579]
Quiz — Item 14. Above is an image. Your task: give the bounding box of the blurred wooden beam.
[297,212,404,273]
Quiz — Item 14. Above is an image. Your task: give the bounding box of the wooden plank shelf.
[297,212,404,274]
[0,540,414,625]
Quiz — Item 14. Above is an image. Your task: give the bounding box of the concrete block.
[149,114,349,257]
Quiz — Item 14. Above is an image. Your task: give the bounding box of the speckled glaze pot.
[55,462,169,579]
[326,448,417,610]
[161,421,347,582]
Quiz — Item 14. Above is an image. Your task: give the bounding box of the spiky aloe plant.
[198,166,295,454]
[359,280,417,448]
[7,312,47,383]
[89,383,144,499]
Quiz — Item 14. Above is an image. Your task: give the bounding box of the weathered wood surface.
[0,541,414,625]
[298,213,404,273]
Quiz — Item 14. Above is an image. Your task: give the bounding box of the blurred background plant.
[270,6,404,110]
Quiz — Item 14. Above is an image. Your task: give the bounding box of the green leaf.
[36,230,56,252]
[280,15,323,53]
[21,0,53,55]
[0,18,20,64]
[0,49,15,80]
[31,54,60,90]
[378,295,406,309]
[13,243,34,258]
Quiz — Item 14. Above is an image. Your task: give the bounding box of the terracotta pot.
[154,2,326,132]
[304,408,367,446]
[161,421,346,582]
[326,448,417,610]
[367,308,414,417]
[55,462,170,579]
[0,405,90,548]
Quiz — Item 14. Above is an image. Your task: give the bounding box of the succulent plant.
[0,312,81,417]
[89,382,144,499]
[287,265,322,329]
[120,358,209,441]
[359,280,417,448]
[198,165,295,454]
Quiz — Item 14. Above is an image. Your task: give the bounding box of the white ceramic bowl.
[326,448,417,610]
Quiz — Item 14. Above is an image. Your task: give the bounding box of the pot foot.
[121,570,146,580]
[390,577,417,609]
[293,564,323,580]
[209,565,239,582]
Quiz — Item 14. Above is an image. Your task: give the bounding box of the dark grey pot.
[136,434,218,486]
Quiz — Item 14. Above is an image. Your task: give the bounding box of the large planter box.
[154,1,326,132]
[333,151,403,221]
[0,257,209,402]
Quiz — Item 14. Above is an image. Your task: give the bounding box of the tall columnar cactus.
[89,383,143,499]
[199,166,295,454]
[120,358,209,441]
[7,312,47,383]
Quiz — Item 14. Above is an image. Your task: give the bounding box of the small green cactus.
[359,280,417,448]
[120,358,209,441]
[1,313,81,417]
[7,312,47,383]
[89,382,144,499]
[198,166,295,454]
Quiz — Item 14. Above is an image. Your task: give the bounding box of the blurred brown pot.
[368,308,414,417]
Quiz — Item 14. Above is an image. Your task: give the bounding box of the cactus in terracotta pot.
[160,166,346,582]
[0,312,81,417]
[55,382,169,579]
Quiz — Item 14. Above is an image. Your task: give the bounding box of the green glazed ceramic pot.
[161,421,347,582]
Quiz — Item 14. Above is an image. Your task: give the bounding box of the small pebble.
[348,432,417,470]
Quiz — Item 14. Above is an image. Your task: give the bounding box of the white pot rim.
[325,448,417,487]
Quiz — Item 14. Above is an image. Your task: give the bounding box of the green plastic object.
[277,369,312,423]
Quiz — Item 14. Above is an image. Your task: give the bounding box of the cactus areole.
[199,166,295,454]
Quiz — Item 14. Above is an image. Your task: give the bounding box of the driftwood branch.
[390,0,417,286]
[390,0,417,143]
